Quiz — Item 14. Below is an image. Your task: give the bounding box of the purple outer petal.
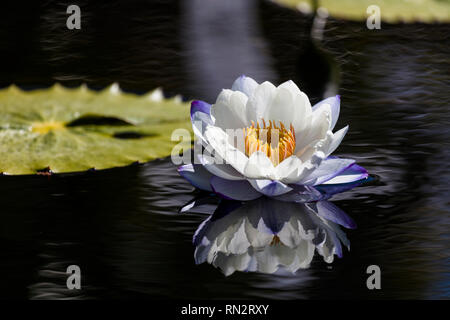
[312,95,340,130]
[314,175,371,198]
[323,163,368,185]
[279,162,369,201]
[190,100,211,121]
[249,179,292,197]
[303,157,355,186]
[314,201,357,229]
[210,176,262,201]
[178,164,213,192]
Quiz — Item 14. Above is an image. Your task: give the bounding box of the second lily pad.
[276,0,450,23]
[0,84,192,175]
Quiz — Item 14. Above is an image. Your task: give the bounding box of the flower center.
[244,119,296,166]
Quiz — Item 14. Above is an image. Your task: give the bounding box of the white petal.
[288,150,327,184]
[312,95,340,130]
[254,247,281,274]
[295,108,330,153]
[295,145,316,162]
[293,241,315,269]
[211,90,249,130]
[278,80,302,97]
[291,90,312,132]
[274,156,302,180]
[265,86,295,126]
[214,252,251,276]
[226,220,251,255]
[295,130,333,163]
[325,125,348,156]
[246,81,277,122]
[246,218,274,247]
[204,125,249,176]
[243,151,276,180]
[312,103,332,127]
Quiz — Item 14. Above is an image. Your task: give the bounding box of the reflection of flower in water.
[189,198,355,276]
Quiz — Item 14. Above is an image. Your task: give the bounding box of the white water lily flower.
[179,76,368,202]
[192,198,353,276]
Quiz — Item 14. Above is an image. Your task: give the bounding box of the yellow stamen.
[243,118,296,166]
[31,121,65,134]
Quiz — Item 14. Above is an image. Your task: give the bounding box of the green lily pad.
[275,0,450,23]
[0,84,192,175]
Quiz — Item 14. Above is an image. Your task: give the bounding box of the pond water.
[0,0,449,299]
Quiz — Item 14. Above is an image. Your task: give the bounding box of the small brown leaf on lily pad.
[0,84,192,175]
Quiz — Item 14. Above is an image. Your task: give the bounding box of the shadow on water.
[0,0,449,299]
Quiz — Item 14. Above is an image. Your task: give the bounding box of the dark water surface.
[0,0,449,299]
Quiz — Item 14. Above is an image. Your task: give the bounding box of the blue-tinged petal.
[210,176,262,201]
[311,201,357,229]
[231,75,258,97]
[303,157,355,186]
[198,154,244,181]
[323,163,368,184]
[249,179,292,197]
[190,100,211,121]
[312,95,340,130]
[178,163,213,192]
